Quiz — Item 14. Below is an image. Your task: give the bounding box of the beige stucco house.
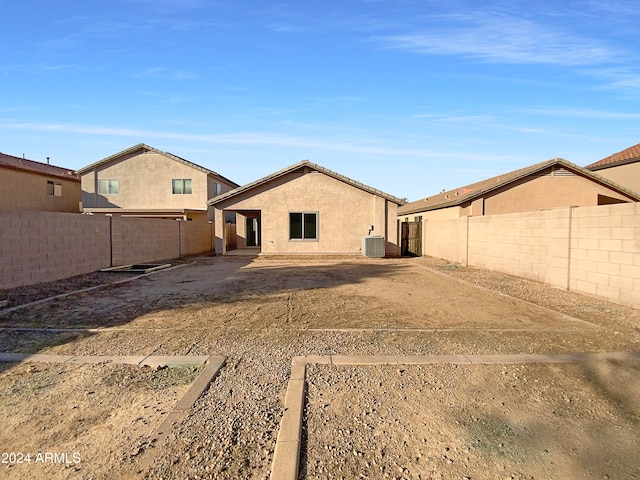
[585,141,640,195]
[209,160,405,256]
[0,152,81,213]
[77,143,239,222]
[399,158,640,222]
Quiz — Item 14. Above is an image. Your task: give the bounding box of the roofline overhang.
[76,143,240,187]
[0,162,81,182]
[398,158,640,216]
[208,160,406,207]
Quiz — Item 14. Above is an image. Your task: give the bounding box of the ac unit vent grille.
[362,236,385,257]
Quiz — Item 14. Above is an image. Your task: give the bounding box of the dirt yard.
[0,255,638,479]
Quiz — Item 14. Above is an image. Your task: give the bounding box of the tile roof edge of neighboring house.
[584,141,640,171]
[207,160,407,206]
[75,143,240,187]
[585,155,640,171]
[398,158,640,216]
[0,152,80,182]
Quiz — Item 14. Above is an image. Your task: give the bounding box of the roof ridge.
[0,151,79,180]
[75,143,239,187]
[398,157,639,215]
[208,160,406,206]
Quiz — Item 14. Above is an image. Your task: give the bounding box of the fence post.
[107,214,113,267]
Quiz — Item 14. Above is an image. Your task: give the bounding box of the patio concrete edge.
[271,350,640,480]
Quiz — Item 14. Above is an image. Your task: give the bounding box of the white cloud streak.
[377,13,618,66]
[3,121,510,162]
[517,107,640,119]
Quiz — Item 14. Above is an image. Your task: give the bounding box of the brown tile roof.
[398,158,640,216]
[208,160,406,206]
[584,142,640,171]
[76,143,239,187]
[0,152,79,181]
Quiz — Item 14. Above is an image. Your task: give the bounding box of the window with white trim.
[289,212,318,240]
[98,179,119,195]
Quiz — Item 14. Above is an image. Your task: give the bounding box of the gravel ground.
[0,255,638,479]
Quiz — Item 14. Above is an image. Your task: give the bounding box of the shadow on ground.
[0,255,412,364]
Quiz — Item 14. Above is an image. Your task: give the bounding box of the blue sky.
[2,0,640,201]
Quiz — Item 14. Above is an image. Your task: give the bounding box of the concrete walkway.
[0,352,213,368]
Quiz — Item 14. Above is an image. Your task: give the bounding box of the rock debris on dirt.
[0,255,638,479]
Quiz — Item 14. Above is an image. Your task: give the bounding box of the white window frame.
[98,179,119,195]
[172,178,192,194]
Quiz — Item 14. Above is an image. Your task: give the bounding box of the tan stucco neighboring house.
[208,160,406,256]
[0,152,81,213]
[584,141,640,195]
[77,143,239,222]
[399,158,640,222]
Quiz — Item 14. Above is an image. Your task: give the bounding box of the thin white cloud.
[135,67,198,81]
[518,107,640,119]
[377,14,618,66]
[3,121,511,162]
[588,0,640,17]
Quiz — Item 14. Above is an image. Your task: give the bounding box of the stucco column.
[214,207,225,254]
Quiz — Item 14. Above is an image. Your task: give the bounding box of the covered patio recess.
[221,209,262,254]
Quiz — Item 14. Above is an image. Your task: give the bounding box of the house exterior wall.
[482,174,631,214]
[399,173,633,221]
[589,162,640,195]
[1,167,81,213]
[81,151,234,214]
[214,171,400,255]
[421,203,640,308]
[399,206,461,222]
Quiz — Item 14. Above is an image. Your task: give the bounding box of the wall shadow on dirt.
[453,358,640,479]
[0,256,413,362]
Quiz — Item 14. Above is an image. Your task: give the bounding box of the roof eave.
[208,160,406,206]
[77,144,240,187]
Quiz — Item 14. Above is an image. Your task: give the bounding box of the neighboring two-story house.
[77,143,239,222]
[0,152,81,213]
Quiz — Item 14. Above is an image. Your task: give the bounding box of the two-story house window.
[98,179,119,194]
[47,180,62,196]
[172,179,192,194]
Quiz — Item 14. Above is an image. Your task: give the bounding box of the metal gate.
[401,221,422,257]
